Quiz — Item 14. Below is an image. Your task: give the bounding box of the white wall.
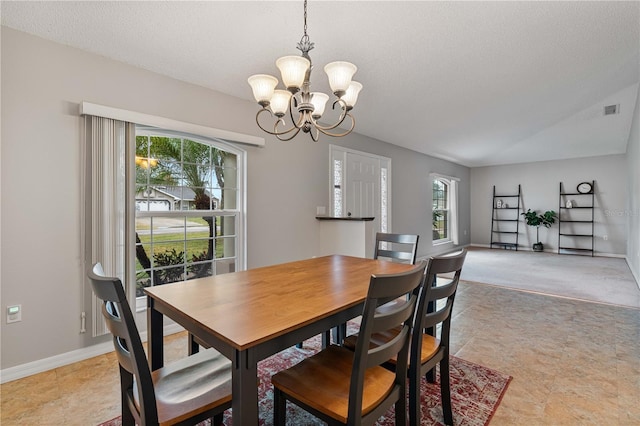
[470,155,628,255]
[626,84,640,283]
[0,28,470,372]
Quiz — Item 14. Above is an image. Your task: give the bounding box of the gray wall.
[626,84,640,282]
[0,28,470,370]
[470,155,628,255]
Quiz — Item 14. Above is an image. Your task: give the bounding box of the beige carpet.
[460,247,640,309]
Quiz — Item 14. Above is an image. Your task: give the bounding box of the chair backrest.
[412,250,467,363]
[373,232,419,264]
[349,260,427,422]
[88,263,158,425]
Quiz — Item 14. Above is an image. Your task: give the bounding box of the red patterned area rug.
[98,335,511,426]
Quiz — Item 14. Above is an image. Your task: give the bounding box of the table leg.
[232,348,259,425]
[188,333,200,355]
[147,297,164,371]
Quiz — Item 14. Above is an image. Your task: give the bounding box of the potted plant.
[521,209,557,251]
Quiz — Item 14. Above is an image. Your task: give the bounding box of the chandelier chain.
[303,0,307,37]
[297,0,313,56]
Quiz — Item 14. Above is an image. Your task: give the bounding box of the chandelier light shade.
[135,156,158,169]
[276,56,311,91]
[247,74,278,106]
[324,61,358,97]
[343,81,363,109]
[270,90,293,117]
[310,92,329,119]
[247,0,361,141]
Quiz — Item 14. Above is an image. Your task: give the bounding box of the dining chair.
[408,249,466,426]
[344,249,466,426]
[88,263,232,426]
[271,260,427,426]
[321,232,421,348]
[373,232,419,264]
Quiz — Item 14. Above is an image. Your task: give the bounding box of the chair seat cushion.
[136,349,232,426]
[271,345,396,423]
[343,326,441,365]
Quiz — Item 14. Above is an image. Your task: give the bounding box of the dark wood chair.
[343,249,467,426]
[88,263,232,426]
[373,232,419,264]
[408,250,466,426]
[271,260,427,426]
[322,232,421,348]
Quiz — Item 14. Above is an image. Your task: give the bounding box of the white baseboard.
[468,243,626,258]
[596,252,627,259]
[0,323,184,384]
[625,256,640,290]
[417,243,470,262]
[469,243,490,248]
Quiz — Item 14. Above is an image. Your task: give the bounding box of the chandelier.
[135,156,158,169]
[247,0,362,142]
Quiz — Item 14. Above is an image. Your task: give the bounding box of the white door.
[330,146,390,234]
[346,152,378,218]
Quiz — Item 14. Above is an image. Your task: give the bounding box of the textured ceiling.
[2,1,639,167]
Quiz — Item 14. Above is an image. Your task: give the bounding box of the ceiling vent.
[604,104,620,116]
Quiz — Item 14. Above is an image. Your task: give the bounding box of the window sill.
[432,239,452,246]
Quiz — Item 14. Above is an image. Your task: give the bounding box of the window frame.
[132,128,246,311]
[432,177,451,244]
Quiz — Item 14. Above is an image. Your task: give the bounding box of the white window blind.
[84,116,133,337]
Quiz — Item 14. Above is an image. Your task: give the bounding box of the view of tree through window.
[432,178,449,241]
[135,133,238,296]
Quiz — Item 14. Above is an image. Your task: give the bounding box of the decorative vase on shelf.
[566,200,573,208]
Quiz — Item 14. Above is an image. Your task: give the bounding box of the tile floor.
[1,281,639,425]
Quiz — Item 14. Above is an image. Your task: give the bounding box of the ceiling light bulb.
[324,61,357,97]
[248,74,279,106]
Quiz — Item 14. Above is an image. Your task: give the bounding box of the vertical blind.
[85,116,132,337]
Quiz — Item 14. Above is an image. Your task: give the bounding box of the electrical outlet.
[603,235,608,241]
[316,206,326,216]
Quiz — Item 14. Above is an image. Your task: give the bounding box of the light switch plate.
[7,304,22,323]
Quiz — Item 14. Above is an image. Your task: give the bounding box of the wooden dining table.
[144,254,414,425]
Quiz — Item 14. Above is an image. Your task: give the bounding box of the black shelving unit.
[490,185,521,250]
[558,181,594,256]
